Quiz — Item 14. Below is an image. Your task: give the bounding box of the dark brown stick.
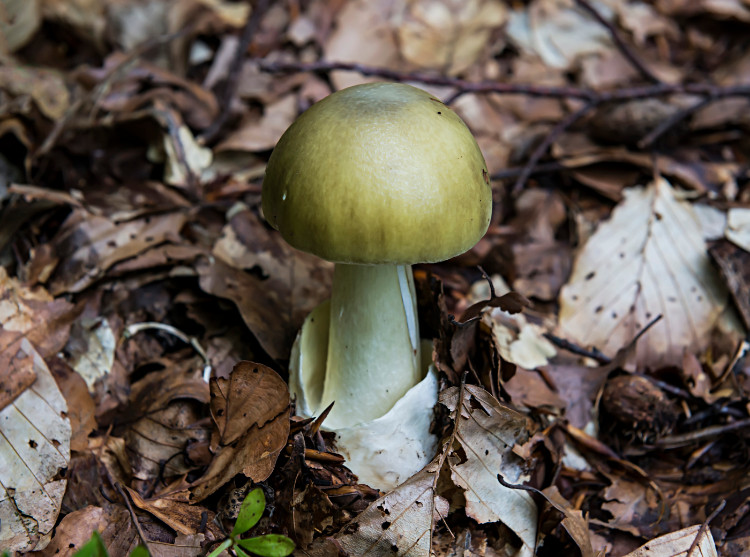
[574,0,661,84]
[258,59,750,103]
[202,0,271,143]
[513,102,598,193]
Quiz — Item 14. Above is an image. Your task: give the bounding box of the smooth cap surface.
[262,82,492,264]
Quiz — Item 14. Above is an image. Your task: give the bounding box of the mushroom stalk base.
[319,263,421,429]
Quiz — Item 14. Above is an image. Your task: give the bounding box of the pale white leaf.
[440,385,537,557]
[335,457,447,557]
[559,177,728,368]
[66,317,116,392]
[485,309,556,370]
[0,338,71,552]
[725,207,750,252]
[622,524,717,557]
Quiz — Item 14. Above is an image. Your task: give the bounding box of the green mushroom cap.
[262,82,492,265]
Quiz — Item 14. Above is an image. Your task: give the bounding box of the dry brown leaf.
[191,362,290,502]
[0,267,75,358]
[323,0,401,90]
[539,486,594,557]
[440,385,538,557]
[396,0,507,75]
[36,505,137,557]
[0,0,40,53]
[125,367,211,480]
[48,357,97,452]
[0,333,37,411]
[218,94,298,152]
[125,486,222,539]
[205,209,332,360]
[0,64,69,120]
[0,337,71,552]
[559,177,731,368]
[210,360,291,446]
[506,0,613,71]
[335,456,448,557]
[48,209,187,295]
[622,524,717,556]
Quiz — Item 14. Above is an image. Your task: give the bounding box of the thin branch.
[202,0,271,143]
[258,59,750,103]
[513,102,598,193]
[638,96,715,148]
[115,482,155,555]
[574,0,662,84]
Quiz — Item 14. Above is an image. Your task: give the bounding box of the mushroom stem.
[320,263,421,429]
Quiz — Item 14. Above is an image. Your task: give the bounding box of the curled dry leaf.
[335,456,449,557]
[559,177,731,368]
[0,337,71,552]
[440,384,538,557]
[125,368,211,480]
[191,361,290,502]
[49,209,188,295]
[39,505,137,557]
[125,486,222,540]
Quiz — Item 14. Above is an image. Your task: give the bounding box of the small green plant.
[62,487,292,557]
[71,531,148,557]
[208,487,295,557]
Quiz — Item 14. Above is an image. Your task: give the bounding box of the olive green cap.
[262,82,492,264]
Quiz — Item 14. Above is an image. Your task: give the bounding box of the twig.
[543,333,611,364]
[258,59,750,103]
[513,102,598,193]
[491,161,569,181]
[201,0,271,143]
[638,96,715,148]
[115,482,155,555]
[687,499,725,557]
[574,0,661,84]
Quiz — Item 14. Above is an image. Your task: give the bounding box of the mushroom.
[262,82,491,488]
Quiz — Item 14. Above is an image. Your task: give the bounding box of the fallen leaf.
[48,209,188,295]
[559,177,729,368]
[0,0,40,53]
[65,317,116,392]
[486,309,557,370]
[396,0,507,75]
[335,456,449,556]
[623,524,717,557]
[125,486,222,539]
[0,64,70,120]
[125,367,211,480]
[218,94,298,152]
[210,360,291,446]
[191,362,290,502]
[725,207,750,252]
[440,385,538,557]
[0,338,71,552]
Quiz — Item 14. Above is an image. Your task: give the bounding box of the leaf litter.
[2,0,750,555]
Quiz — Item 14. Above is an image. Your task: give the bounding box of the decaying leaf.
[65,316,116,392]
[396,0,507,75]
[440,385,538,557]
[125,368,211,480]
[335,456,448,557]
[0,337,71,552]
[49,209,188,295]
[191,362,290,501]
[725,207,750,252]
[485,309,557,370]
[559,177,730,368]
[622,524,717,557]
